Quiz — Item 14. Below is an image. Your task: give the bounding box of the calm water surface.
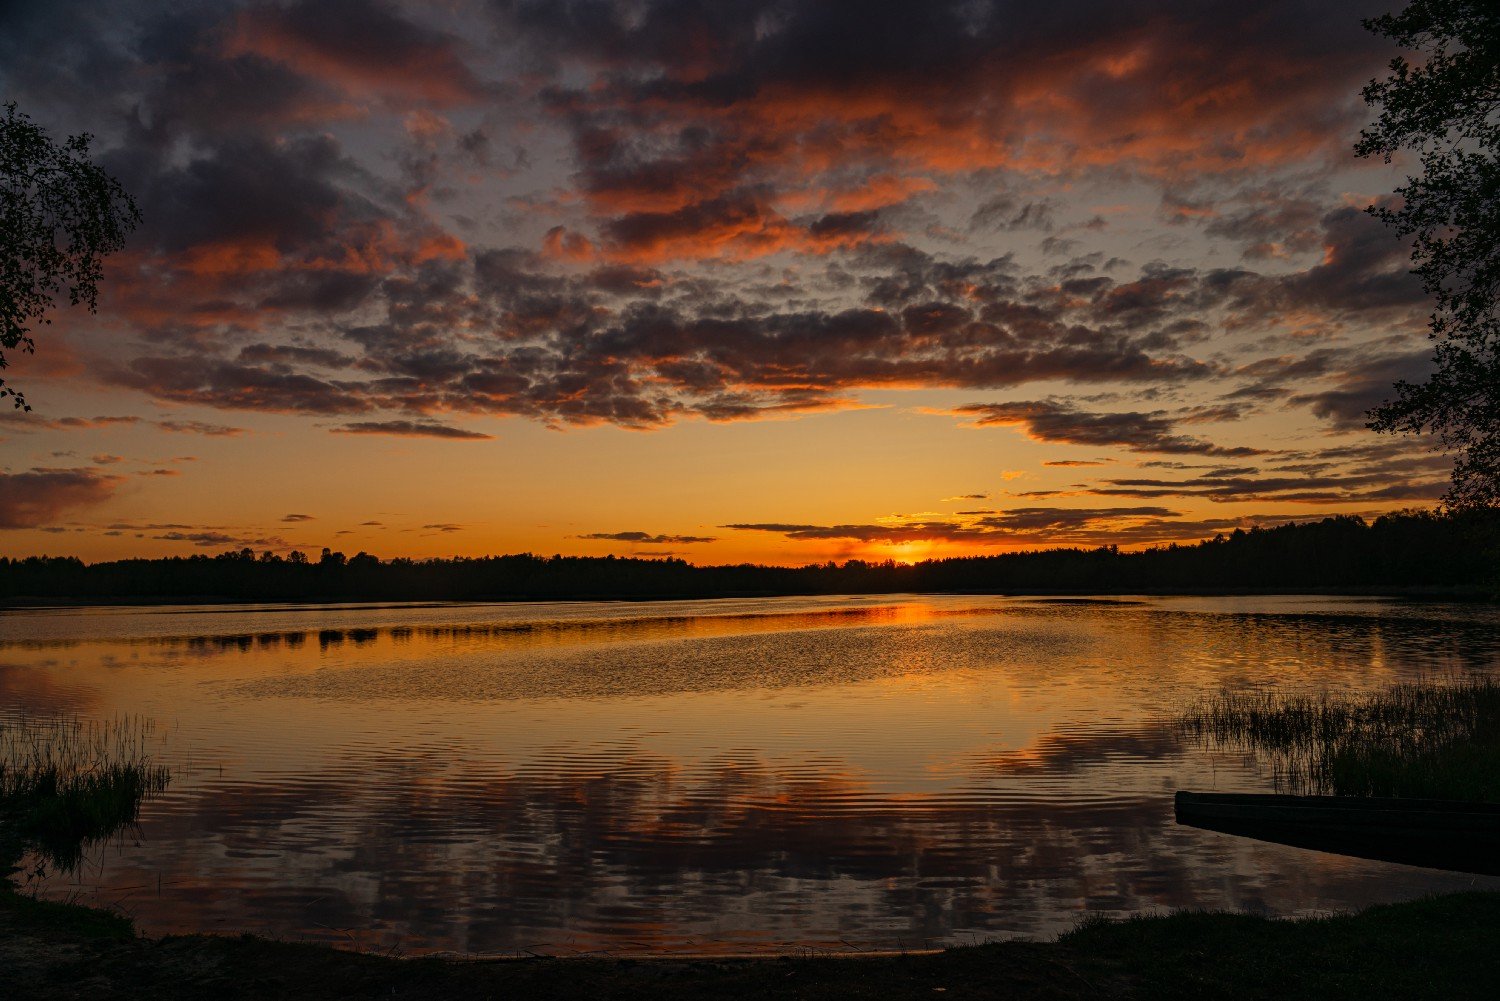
[3,593,1499,954]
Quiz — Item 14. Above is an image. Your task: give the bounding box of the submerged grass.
[0,714,171,873]
[1177,676,1500,801]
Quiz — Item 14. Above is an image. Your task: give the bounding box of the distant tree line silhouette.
[3,510,1496,605]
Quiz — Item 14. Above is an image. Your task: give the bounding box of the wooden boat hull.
[1175,791,1500,876]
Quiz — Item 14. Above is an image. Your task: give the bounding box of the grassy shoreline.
[4,885,1499,1000]
[1179,677,1500,801]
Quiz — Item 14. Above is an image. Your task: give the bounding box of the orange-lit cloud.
[332,421,495,440]
[520,0,1389,271]
[0,468,123,528]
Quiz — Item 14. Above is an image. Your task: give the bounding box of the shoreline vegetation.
[1179,678,1500,802]
[4,510,1498,606]
[1,716,170,881]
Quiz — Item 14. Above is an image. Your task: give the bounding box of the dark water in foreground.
[3,594,1499,955]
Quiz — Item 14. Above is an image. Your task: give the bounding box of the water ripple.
[5,593,1499,954]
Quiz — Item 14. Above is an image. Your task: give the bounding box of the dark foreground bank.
[5,888,1498,1001]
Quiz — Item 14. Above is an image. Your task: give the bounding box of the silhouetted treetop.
[1,103,141,410]
[1359,1,1500,508]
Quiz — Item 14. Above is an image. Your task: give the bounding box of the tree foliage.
[0,103,140,411]
[1358,1,1500,508]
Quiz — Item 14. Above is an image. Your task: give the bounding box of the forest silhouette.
[4,509,1495,604]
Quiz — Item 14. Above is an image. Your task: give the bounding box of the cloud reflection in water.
[5,594,1499,954]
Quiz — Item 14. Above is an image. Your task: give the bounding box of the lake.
[3,593,1499,955]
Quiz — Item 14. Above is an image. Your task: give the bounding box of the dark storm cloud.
[3,4,470,356]
[0,0,482,140]
[3,0,1423,453]
[1223,348,1349,403]
[970,195,1058,232]
[140,138,457,272]
[1033,206,1426,350]
[488,0,1398,296]
[468,0,1398,359]
[238,343,359,369]
[953,400,1264,457]
[577,531,718,544]
[1223,338,1435,424]
[100,215,1420,434]
[599,193,885,261]
[1068,437,1453,510]
[1290,350,1434,429]
[109,233,1221,424]
[110,357,379,414]
[0,468,123,528]
[808,210,886,241]
[117,133,363,256]
[1234,205,1422,314]
[228,0,491,107]
[1198,190,1328,259]
[495,0,1386,177]
[87,130,464,354]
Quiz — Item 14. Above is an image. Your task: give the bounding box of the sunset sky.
[0,0,1447,565]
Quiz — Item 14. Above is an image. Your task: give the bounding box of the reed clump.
[1177,676,1500,801]
[0,715,171,874]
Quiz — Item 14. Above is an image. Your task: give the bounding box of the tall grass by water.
[0,715,171,874]
[1177,677,1500,801]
